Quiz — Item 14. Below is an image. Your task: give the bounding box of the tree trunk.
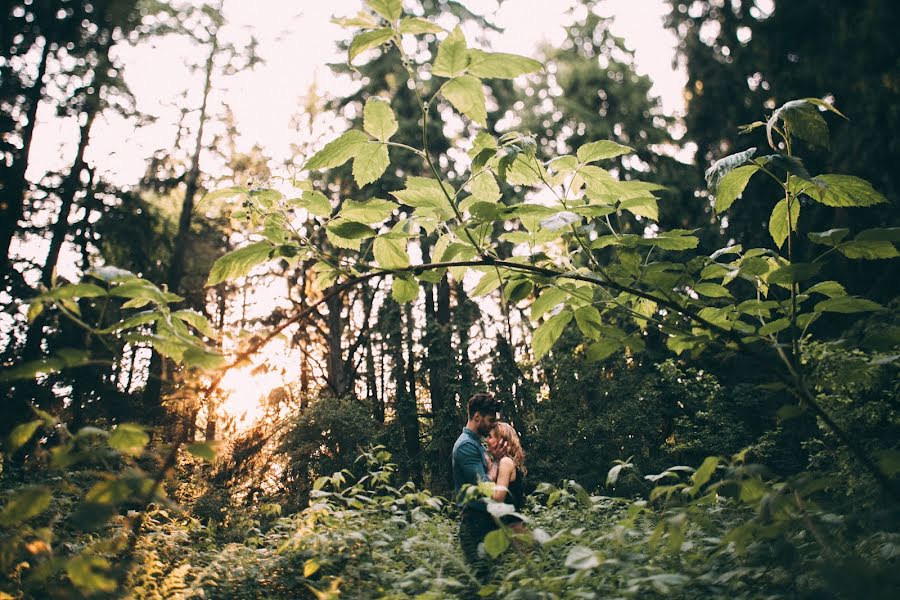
[0,36,50,276]
[142,31,219,409]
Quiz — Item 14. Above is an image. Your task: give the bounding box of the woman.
[486,421,527,532]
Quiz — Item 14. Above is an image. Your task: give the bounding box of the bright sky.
[27,0,685,188]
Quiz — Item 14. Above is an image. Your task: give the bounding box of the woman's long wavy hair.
[491,422,527,476]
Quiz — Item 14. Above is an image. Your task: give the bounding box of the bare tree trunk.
[0,36,50,276]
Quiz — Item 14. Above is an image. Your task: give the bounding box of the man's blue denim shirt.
[452,426,489,511]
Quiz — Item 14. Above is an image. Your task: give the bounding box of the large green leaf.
[397,17,443,34]
[432,27,468,77]
[366,0,402,21]
[837,240,899,260]
[815,296,883,314]
[325,219,377,241]
[441,75,487,126]
[373,235,410,269]
[768,99,830,149]
[714,165,760,213]
[645,230,699,251]
[390,176,455,217]
[808,228,849,247]
[531,287,567,321]
[533,310,573,359]
[797,174,887,207]
[207,241,273,286]
[172,310,217,339]
[574,306,603,340]
[620,197,659,221]
[349,28,395,64]
[291,190,333,217]
[67,552,117,594]
[391,275,419,303]
[352,142,390,187]
[483,529,510,558]
[338,198,397,223]
[576,140,633,163]
[305,130,368,170]
[363,97,398,142]
[466,49,542,79]
[768,198,800,248]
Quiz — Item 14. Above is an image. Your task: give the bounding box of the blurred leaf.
[564,545,599,570]
[67,552,116,594]
[483,529,509,558]
[0,486,52,527]
[187,441,219,462]
[108,423,149,455]
[0,349,91,382]
[7,420,41,452]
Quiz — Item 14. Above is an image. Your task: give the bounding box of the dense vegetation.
[1,0,897,598]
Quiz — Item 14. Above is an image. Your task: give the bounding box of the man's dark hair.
[467,392,499,419]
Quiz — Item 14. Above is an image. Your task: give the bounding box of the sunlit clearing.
[218,363,285,430]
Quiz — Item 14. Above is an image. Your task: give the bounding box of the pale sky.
[27,0,685,188]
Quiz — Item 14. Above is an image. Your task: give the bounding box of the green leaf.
[468,170,501,203]
[837,240,899,260]
[586,339,620,362]
[373,236,410,269]
[187,441,219,462]
[576,140,633,163]
[432,27,468,77]
[397,17,443,34]
[331,11,380,30]
[391,275,419,303]
[207,241,273,286]
[690,456,720,490]
[574,306,603,340]
[44,283,108,300]
[366,0,402,21]
[349,28,395,63]
[339,198,397,223]
[326,219,377,241]
[108,423,149,455]
[363,97,398,142]
[390,177,455,217]
[768,198,800,248]
[767,262,821,285]
[564,546,600,570]
[647,230,699,251]
[815,296,883,314]
[305,130,368,171]
[798,174,888,207]
[466,49,542,79]
[442,75,487,126]
[292,190,333,218]
[856,227,900,242]
[693,283,732,298]
[0,486,52,527]
[173,310,217,339]
[806,281,846,298]
[8,420,42,452]
[531,288,567,321]
[878,449,900,478]
[182,347,226,370]
[504,278,533,303]
[67,552,117,594]
[352,142,390,187]
[471,269,501,297]
[769,99,830,149]
[808,228,849,246]
[0,349,92,382]
[620,197,659,221]
[483,529,510,558]
[714,165,759,213]
[705,148,757,188]
[533,310,572,359]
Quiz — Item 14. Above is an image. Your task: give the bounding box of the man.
[452,392,501,580]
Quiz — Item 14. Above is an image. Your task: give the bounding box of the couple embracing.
[451,392,527,580]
